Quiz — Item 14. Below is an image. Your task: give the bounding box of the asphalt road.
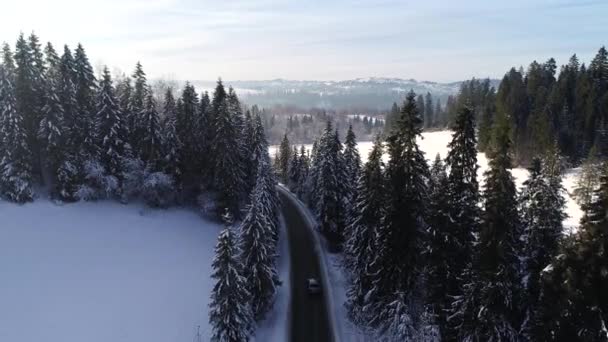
[279,190,332,342]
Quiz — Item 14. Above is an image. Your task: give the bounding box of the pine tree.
[43,43,60,80]
[176,83,200,184]
[227,87,248,195]
[129,61,148,155]
[452,111,520,341]
[424,153,452,338]
[73,43,97,160]
[211,80,245,217]
[542,161,608,341]
[369,91,428,315]
[345,135,386,324]
[242,110,256,195]
[239,162,280,320]
[140,93,162,168]
[425,92,433,128]
[287,145,300,192]
[440,105,481,337]
[58,46,78,148]
[14,33,40,180]
[277,133,291,184]
[0,66,34,202]
[116,76,133,152]
[250,113,269,183]
[209,213,253,342]
[2,43,16,78]
[295,145,309,199]
[343,124,361,208]
[161,88,181,179]
[315,122,349,246]
[198,91,211,178]
[518,154,565,341]
[96,67,126,179]
[38,67,65,195]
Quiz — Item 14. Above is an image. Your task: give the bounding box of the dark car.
[307,278,321,295]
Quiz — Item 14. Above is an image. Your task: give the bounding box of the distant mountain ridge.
[188,77,500,111]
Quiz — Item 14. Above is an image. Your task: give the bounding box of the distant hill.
[188,77,500,111]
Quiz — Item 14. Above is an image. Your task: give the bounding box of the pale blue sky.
[0,0,606,82]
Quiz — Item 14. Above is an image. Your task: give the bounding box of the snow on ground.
[270,130,583,230]
[0,198,290,342]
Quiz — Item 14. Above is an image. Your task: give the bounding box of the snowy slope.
[270,130,583,230]
[0,200,219,342]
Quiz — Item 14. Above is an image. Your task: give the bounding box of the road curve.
[278,190,332,342]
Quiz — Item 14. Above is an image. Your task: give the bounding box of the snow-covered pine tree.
[28,33,45,93]
[227,87,247,197]
[238,162,280,320]
[160,88,181,180]
[0,65,34,202]
[541,159,608,341]
[195,90,210,180]
[38,67,65,196]
[209,213,253,342]
[58,46,78,147]
[211,80,245,218]
[304,139,320,205]
[368,91,428,316]
[452,111,520,341]
[140,93,162,168]
[14,33,40,181]
[242,110,257,196]
[276,133,291,184]
[518,155,565,341]
[253,136,280,246]
[176,83,200,185]
[96,67,126,180]
[295,145,309,199]
[115,76,133,153]
[43,43,60,79]
[128,61,148,156]
[73,43,98,160]
[250,113,269,184]
[28,34,46,157]
[1,43,16,78]
[345,135,386,325]
[442,104,481,338]
[315,121,349,247]
[130,62,147,113]
[424,153,452,338]
[343,124,361,209]
[55,46,81,200]
[287,145,300,193]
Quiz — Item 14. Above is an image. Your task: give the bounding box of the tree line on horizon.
[276,87,608,340]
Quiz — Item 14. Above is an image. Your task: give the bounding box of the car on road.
[307,278,321,295]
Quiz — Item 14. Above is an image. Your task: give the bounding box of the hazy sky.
[0,0,606,82]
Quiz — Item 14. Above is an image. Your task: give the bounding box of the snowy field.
[0,199,289,342]
[271,130,583,230]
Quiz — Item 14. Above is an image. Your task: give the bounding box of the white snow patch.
[0,199,220,342]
